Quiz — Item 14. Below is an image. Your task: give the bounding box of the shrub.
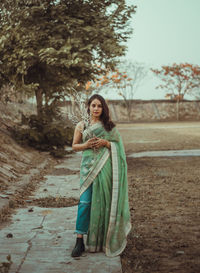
[12,114,74,157]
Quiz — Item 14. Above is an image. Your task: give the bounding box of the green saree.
[80,122,131,257]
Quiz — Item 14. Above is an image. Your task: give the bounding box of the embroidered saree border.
[82,122,102,140]
[80,148,110,196]
[105,142,132,257]
[105,142,119,256]
[89,222,132,255]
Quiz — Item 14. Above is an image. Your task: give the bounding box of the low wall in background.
[61,100,200,122]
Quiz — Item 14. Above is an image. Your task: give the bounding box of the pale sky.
[104,0,200,100]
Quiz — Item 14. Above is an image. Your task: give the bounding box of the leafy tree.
[0,84,18,104]
[0,0,136,117]
[151,63,200,120]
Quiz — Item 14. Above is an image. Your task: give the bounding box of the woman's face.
[89,98,103,119]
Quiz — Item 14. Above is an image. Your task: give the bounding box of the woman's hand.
[92,138,110,149]
[85,137,98,149]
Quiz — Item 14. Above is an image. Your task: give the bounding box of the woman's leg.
[71,184,92,257]
[75,184,93,235]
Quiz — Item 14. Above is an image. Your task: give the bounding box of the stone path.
[129,149,200,158]
[0,152,122,273]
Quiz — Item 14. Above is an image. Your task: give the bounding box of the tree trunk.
[44,92,49,107]
[35,88,43,117]
[126,101,131,122]
[176,99,180,121]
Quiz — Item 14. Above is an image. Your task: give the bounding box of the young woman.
[71,94,131,257]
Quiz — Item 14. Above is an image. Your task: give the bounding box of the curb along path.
[0,152,122,273]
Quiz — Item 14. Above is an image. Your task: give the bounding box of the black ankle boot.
[71,238,85,257]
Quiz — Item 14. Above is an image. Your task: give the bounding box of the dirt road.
[118,122,200,273]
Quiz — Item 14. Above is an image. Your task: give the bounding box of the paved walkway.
[129,149,200,158]
[0,152,122,273]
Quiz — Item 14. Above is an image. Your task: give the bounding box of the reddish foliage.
[151,63,200,100]
[82,67,130,93]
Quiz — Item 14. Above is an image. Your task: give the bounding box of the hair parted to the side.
[87,94,115,131]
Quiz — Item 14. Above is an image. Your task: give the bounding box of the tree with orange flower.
[151,63,200,120]
[77,66,114,98]
[81,61,148,121]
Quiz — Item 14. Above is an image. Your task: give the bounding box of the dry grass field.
[118,122,200,273]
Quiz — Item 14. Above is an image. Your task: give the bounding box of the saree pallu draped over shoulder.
[80,122,131,257]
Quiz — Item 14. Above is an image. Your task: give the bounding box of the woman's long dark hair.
[87,94,115,132]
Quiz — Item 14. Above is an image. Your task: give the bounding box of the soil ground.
[118,122,200,273]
